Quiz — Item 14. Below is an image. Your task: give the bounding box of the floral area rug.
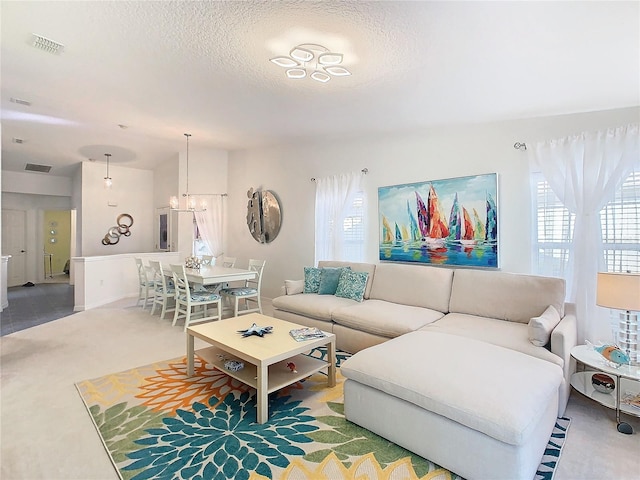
[76,348,569,480]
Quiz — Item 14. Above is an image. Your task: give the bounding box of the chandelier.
[269,43,351,83]
[170,133,207,212]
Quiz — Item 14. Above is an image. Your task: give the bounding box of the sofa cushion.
[318,261,376,299]
[529,305,562,347]
[340,331,563,446]
[369,263,454,313]
[421,313,564,368]
[335,270,369,302]
[303,267,322,293]
[272,293,357,321]
[284,279,304,295]
[332,299,445,338]
[448,269,566,323]
[318,266,350,295]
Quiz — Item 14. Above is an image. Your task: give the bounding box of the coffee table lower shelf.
[196,346,329,393]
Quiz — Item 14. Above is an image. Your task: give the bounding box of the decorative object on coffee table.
[224,359,244,372]
[237,323,273,337]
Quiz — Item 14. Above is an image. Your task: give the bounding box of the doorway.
[2,209,27,287]
[43,210,72,282]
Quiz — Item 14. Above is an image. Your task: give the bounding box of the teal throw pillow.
[303,267,322,293]
[335,270,369,302]
[318,266,351,295]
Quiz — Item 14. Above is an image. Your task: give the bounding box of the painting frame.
[378,173,499,268]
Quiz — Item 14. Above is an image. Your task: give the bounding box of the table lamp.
[596,272,640,365]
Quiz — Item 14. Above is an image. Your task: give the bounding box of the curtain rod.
[181,193,228,196]
[311,168,368,182]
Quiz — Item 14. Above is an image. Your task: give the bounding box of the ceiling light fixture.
[170,133,207,212]
[270,43,351,83]
[104,153,112,188]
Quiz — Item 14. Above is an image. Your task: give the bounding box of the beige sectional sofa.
[273,260,576,413]
[272,260,577,480]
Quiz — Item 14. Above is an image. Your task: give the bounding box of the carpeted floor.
[1,301,639,479]
[75,348,569,480]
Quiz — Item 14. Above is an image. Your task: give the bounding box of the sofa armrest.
[551,302,577,375]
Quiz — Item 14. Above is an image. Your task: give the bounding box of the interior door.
[155,207,171,251]
[2,209,27,286]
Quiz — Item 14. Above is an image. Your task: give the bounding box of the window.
[533,169,640,276]
[193,218,210,257]
[342,193,365,261]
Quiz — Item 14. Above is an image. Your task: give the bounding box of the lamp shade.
[596,272,640,311]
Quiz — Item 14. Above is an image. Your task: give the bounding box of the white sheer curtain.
[194,195,226,259]
[529,124,639,343]
[314,171,365,265]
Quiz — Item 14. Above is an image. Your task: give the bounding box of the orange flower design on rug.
[135,355,250,414]
[249,452,457,480]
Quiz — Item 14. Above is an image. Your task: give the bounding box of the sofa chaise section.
[341,331,564,480]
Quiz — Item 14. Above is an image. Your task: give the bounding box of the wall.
[72,251,180,310]
[227,107,640,300]
[1,170,72,196]
[81,161,154,256]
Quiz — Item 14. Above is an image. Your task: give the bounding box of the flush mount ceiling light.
[270,43,351,83]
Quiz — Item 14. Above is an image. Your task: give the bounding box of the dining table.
[183,265,257,286]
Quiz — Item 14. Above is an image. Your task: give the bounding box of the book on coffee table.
[289,327,327,342]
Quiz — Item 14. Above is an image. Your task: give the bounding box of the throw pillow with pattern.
[335,270,369,302]
[303,266,322,294]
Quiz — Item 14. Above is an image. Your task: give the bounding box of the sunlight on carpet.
[75,348,569,480]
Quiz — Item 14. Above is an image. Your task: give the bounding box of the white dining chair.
[201,255,214,266]
[135,258,154,309]
[220,259,265,317]
[221,256,236,268]
[170,264,222,331]
[149,260,176,320]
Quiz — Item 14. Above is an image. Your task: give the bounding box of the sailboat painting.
[378,173,499,268]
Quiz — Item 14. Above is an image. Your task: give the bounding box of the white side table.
[570,345,640,434]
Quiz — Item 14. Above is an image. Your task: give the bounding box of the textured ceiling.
[1,1,638,177]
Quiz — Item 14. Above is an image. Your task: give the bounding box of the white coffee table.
[570,344,640,434]
[186,313,336,424]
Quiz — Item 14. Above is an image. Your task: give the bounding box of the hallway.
[0,278,74,336]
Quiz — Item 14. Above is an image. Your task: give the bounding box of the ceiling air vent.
[25,163,52,173]
[31,33,64,55]
[10,97,31,107]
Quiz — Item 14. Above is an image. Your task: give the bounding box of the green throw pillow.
[318,266,351,295]
[335,270,369,302]
[303,267,322,293]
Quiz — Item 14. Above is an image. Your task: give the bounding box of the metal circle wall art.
[246,187,281,244]
[102,213,134,245]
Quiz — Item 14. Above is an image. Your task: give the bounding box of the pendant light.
[104,153,112,188]
[170,133,207,212]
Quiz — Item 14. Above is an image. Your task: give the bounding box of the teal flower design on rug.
[122,391,318,480]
